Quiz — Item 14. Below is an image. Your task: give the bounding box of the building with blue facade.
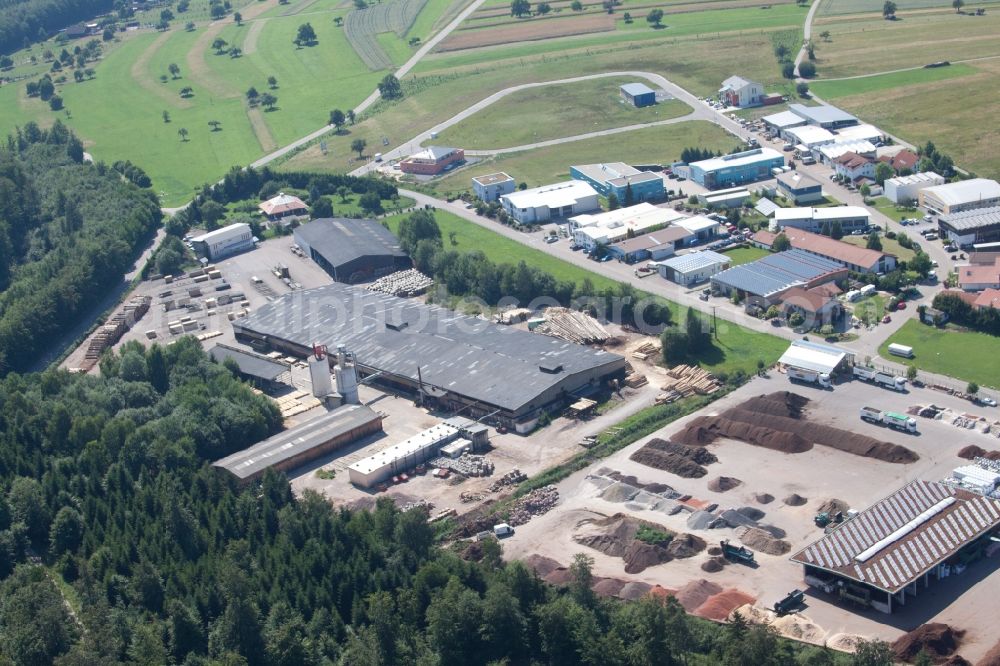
[687,147,785,189]
[620,83,656,108]
[570,162,665,203]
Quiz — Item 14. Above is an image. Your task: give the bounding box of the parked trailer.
[887,343,914,358]
[852,366,906,391]
[859,406,917,433]
[787,366,831,388]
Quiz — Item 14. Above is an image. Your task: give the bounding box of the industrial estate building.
[294,218,409,284]
[754,228,896,274]
[654,250,731,286]
[919,178,1000,215]
[772,206,870,234]
[501,181,600,224]
[619,82,656,108]
[608,227,693,263]
[570,163,665,203]
[776,171,824,204]
[786,103,858,130]
[233,283,626,431]
[209,344,291,389]
[697,186,751,210]
[884,172,945,204]
[472,172,516,202]
[939,206,1000,247]
[687,148,785,189]
[213,404,384,483]
[817,140,877,165]
[792,479,1000,614]
[718,76,765,108]
[569,203,686,251]
[786,125,836,150]
[399,146,465,175]
[259,192,308,222]
[778,339,853,378]
[711,248,847,308]
[190,223,255,261]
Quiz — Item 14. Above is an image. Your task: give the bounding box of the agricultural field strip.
[816,57,995,82]
[345,0,429,70]
[464,0,798,27]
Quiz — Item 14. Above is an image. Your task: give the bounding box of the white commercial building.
[190,223,254,260]
[884,172,945,205]
[816,140,877,164]
[675,215,722,243]
[772,206,870,234]
[778,339,851,376]
[699,186,751,209]
[472,172,516,202]
[501,180,600,224]
[719,75,765,108]
[348,423,460,488]
[919,178,1000,215]
[654,250,731,285]
[832,123,884,144]
[569,203,686,251]
[785,125,836,149]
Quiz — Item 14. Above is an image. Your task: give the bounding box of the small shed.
[620,83,656,108]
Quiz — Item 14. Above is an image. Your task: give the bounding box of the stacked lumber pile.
[631,340,661,361]
[366,269,434,297]
[81,296,152,370]
[535,308,610,344]
[625,373,648,388]
[656,365,721,404]
[494,308,533,325]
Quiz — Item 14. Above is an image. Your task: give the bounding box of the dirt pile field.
[737,526,791,556]
[892,623,965,663]
[708,476,742,492]
[755,493,775,504]
[574,513,705,573]
[701,556,727,572]
[675,579,722,612]
[630,438,718,478]
[670,392,919,463]
[696,590,757,621]
[958,445,1000,460]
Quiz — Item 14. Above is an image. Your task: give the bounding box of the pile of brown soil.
[522,554,562,578]
[892,623,965,663]
[574,513,647,558]
[696,589,756,621]
[618,581,653,601]
[707,546,722,556]
[708,476,742,492]
[977,640,1000,666]
[666,533,707,559]
[943,657,972,666]
[784,493,808,506]
[629,438,718,478]
[592,578,626,597]
[816,498,850,516]
[958,445,1000,461]
[545,567,575,585]
[670,391,919,464]
[675,579,722,612]
[701,556,727,573]
[755,493,775,504]
[574,513,701,573]
[461,542,483,562]
[623,540,672,573]
[737,526,791,556]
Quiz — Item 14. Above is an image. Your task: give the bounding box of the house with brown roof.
[974,288,1000,310]
[259,193,308,222]
[833,151,875,182]
[878,149,919,175]
[779,286,843,326]
[957,257,1000,291]
[753,228,896,274]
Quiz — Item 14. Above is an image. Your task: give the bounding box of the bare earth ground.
[435,13,615,51]
[502,374,1000,662]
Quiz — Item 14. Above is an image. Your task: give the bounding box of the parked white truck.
[853,366,907,391]
[788,366,831,388]
[859,406,918,433]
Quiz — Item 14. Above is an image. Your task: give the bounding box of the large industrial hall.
[232,283,627,431]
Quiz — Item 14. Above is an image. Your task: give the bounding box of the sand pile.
[701,556,727,573]
[523,554,562,578]
[737,526,791,555]
[816,498,850,515]
[592,578,626,597]
[670,392,919,463]
[708,476,742,492]
[601,482,641,503]
[892,624,965,663]
[696,589,757,621]
[958,445,1000,461]
[575,513,649,557]
[784,493,808,506]
[755,493,775,504]
[675,579,722,612]
[666,532,707,558]
[618,581,653,600]
[772,613,826,643]
[630,438,718,478]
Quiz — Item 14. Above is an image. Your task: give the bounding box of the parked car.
[882,315,892,324]
[980,397,998,407]
[897,302,906,310]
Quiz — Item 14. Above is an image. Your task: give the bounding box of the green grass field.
[842,234,916,261]
[434,78,689,149]
[880,319,1000,389]
[427,120,738,197]
[720,246,769,265]
[810,63,977,98]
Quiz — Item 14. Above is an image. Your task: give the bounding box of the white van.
[887,343,914,358]
[493,523,515,538]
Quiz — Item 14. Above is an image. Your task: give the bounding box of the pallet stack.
[535,308,610,344]
[656,365,721,403]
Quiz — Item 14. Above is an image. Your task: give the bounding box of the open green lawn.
[868,196,921,223]
[427,120,738,198]
[842,233,916,261]
[810,63,977,99]
[720,246,769,266]
[434,78,689,149]
[880,319,1000,389]
[383,208,786,375]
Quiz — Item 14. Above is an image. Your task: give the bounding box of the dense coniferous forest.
[0,122,161,374]
[0,339,868,665]
[0,0,113,55]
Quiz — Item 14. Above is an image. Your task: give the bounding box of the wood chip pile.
[656,365,721,404]
[366,269,434,297]
[535,308,610,344]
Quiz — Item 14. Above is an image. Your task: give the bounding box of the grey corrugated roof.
[209,344,290,381]
[295,218,406,269]
[789,103,857,125]
[941,206,1000,232]
[233,284,625,414]
[655,250,730,274]
[755,197,781,217]
[213,404,382,480]
[621,82,655,96]
[711,248,843,297]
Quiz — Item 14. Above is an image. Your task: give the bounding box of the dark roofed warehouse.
[232,283,627,431]
[293,218,410,284]
[209,344,291,388]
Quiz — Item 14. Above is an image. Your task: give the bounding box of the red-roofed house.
[753,227,896,274]
[780,285,843,325]
[259,193,308,222]
[878,149,919,175]
[833,151,875,182]
[958,257,1000,291]
[974,288,1000,310]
